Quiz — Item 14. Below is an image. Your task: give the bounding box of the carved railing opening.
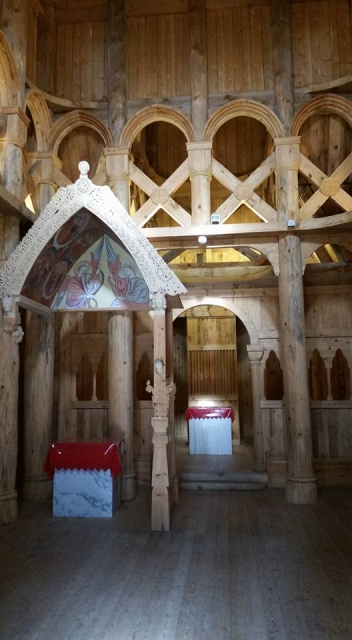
[308,349,328,401]
[330,349,351,401]
[264,350,283,401]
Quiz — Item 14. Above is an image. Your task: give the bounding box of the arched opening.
[173,303,259,486]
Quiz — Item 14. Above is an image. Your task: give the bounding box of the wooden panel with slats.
[291,0,352,88]
[55,20,107,101]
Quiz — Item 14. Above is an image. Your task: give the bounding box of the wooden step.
[179,471,268,491]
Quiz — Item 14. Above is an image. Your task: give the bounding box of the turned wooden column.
[105,147,130,211]
[270,0,294,134]
[23,312,55,500]
[107,0,127,145]
[0,298,22,524]
[149,293,171,531]
[26,151,61,213]
[166,308,178,506]
[108,311,136,501]
[276,137,317,504]
[246,346,265,471]
[189,0,208,141]
[187,142,212,225]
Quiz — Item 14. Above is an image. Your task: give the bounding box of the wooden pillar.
[107,0,127,146]
[148,293,172,531]
[108,311,136,501]
[22,312,55,500]
[26,151,61,213]
[189,0,208,141]
[166,308,178,506]
[105,147,130,211]
[270,0,294,133]
[0,297,22,524]
[276,137,317,504]
[246,346,265,472]
[187,142,212,225]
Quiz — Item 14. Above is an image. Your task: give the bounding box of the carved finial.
[78,161,90,177]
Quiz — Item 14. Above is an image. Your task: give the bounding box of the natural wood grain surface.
[1,487,352,639]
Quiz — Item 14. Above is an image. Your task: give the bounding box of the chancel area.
[1,1,352,638]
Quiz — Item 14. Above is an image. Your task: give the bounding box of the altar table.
[44,440,124,518]
[185,407,234,455]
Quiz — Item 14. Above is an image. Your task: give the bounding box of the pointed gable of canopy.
[0,162,187,311]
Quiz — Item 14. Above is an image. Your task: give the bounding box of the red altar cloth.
[184,406,234,421]
[44,440,124,478]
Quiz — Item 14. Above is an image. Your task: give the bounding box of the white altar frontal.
[185,407,234,455]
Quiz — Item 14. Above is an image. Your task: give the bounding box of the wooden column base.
[121,471,137,501]
[22,477,53,501]
[0,491,18,525]
[286,475,317,505]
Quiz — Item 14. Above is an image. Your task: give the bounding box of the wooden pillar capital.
[186,142,212,179]
[0,107,30,148]
[246,345,264,365]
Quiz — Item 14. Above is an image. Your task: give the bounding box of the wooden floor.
[1,487,352,640]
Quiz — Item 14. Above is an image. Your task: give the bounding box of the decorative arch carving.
[301,239,352,271]
[173,296,259,345]
[0,31,20,106]
[292,94,352,135]
[119,105,196,149]
[49,111,113,153]
[25,89,52,151]
[203,99,285,142]
[0,162,186,303]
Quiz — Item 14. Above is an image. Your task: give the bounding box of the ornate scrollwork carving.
[146,380,174,418]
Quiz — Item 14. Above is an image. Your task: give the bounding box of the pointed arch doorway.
[172,300,266,489]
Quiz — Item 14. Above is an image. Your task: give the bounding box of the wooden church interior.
[1,0,352,638]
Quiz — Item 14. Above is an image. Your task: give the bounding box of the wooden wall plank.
[81,22,93,101]
[56,23,65,97]
[166,14,177,97]
[207,10,218,94]
[72,23,82,103]
[249,6,264,91]
[145,16,158,97]
[233,7,244,91]
[241,7,252,92]
[93,22,106,101]
[261,4,273,90]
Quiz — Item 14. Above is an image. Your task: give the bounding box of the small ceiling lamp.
[198,235,207,245]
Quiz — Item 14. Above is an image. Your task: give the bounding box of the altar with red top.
[44,439,124,518]
[185,407,234,455]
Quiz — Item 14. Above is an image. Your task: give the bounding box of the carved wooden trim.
[0,162,187,301]
[49,111,113,153]
[25,89,52,152]
[120,105,196,148]
[203,99,285,142]
[291,94,352,135]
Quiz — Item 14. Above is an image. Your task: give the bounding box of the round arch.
[49,111,113,153]
[0,31,20,106]
[203,99,285,142]
[25,89,52,151]
[301,239,352,271]
[291,94,352,135]
[173,296,260,345]
[119,105,197,149]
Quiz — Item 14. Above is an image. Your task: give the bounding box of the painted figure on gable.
[105,237,149,308]
[53,238,104,309]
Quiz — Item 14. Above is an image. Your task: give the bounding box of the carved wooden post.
[23,312,55,500]
[108,311,136,501]
[107,0,127,145]
[246,345,265,471]
[0,297,23,524]
[166,308,178,505]
[187,142,212,225]
[189,0,208,141]
[148,293,171,531]
[276,137,317,504]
